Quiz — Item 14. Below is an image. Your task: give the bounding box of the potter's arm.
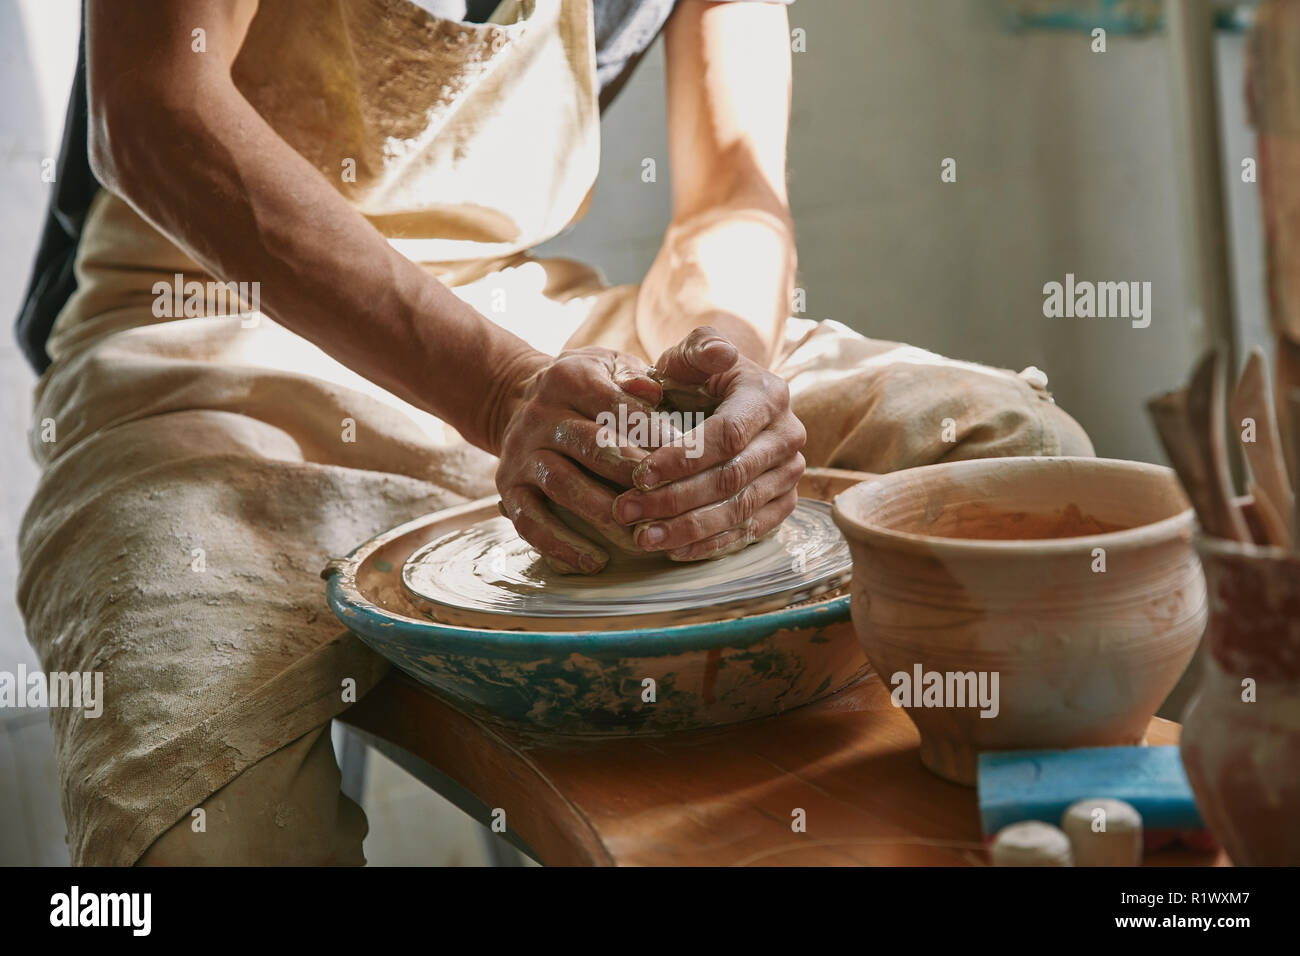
[85,0,538,454]
[638,0,797,367]
[86,0,800,571]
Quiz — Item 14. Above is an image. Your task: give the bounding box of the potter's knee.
[910,360,1091,462]
[820,362,1094,472]
[1038,399,1094,457]
[951,390,1093,461]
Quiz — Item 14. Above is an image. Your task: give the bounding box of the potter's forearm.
[91,90,535,452]
[637,209,795,366]
[644,0,795,366]
[663,0,792,224]
[86,1,536,453]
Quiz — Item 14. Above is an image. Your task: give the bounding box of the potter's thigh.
[136,724,367,866]
[783,339,1094,472]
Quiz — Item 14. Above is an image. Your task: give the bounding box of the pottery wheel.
[401,499,851,630]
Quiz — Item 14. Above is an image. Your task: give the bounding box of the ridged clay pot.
[832,457,1207,785]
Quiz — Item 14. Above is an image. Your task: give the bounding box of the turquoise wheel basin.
[324,470,871,735]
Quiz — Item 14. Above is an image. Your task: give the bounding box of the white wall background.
[541,0,1268,465]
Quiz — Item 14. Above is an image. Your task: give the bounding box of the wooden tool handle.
[1185,350,1250,542]
[1288,391,1300,548]
[1148,389,1220,538]
[1277,335,1300,483]
[1231,347,1295,547]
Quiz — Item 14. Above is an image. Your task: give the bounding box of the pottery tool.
[1147,388,1224,537]
[989,821,1073,867]
[1290,390,1300,548]
[1180,348,1248,541]
[1184,349,1251,541]
[1247,487,1292,550]
[1278,335,1300,484]
[1230,347,1294,547]
[1061,798,1143,866]
[977,746,1206,838]
[401,498,851,631]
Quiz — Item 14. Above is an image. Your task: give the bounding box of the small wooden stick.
[1148,388,1224,538]
[1185,350,1250,542]
[1277,335,1300,483]
[1249,480,1292,548]
[1230,346,1295,542]
[1289,391,1300,549]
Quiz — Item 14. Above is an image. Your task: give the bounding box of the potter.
[13,0,1103,867]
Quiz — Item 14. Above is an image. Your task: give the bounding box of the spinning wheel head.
[401,499,852,631]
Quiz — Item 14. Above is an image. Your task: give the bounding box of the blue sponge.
[977,746,1205,836]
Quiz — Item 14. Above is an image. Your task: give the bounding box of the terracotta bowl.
[832,456,1206,785]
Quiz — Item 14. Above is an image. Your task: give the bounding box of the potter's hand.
[494,348,661,574]
[614,327,806,561]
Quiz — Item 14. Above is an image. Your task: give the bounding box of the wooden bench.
[340,670,1227,866]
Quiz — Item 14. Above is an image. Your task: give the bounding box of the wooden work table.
[340,671,1228,867]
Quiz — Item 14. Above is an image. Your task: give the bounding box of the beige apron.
[20,0,1091,865]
